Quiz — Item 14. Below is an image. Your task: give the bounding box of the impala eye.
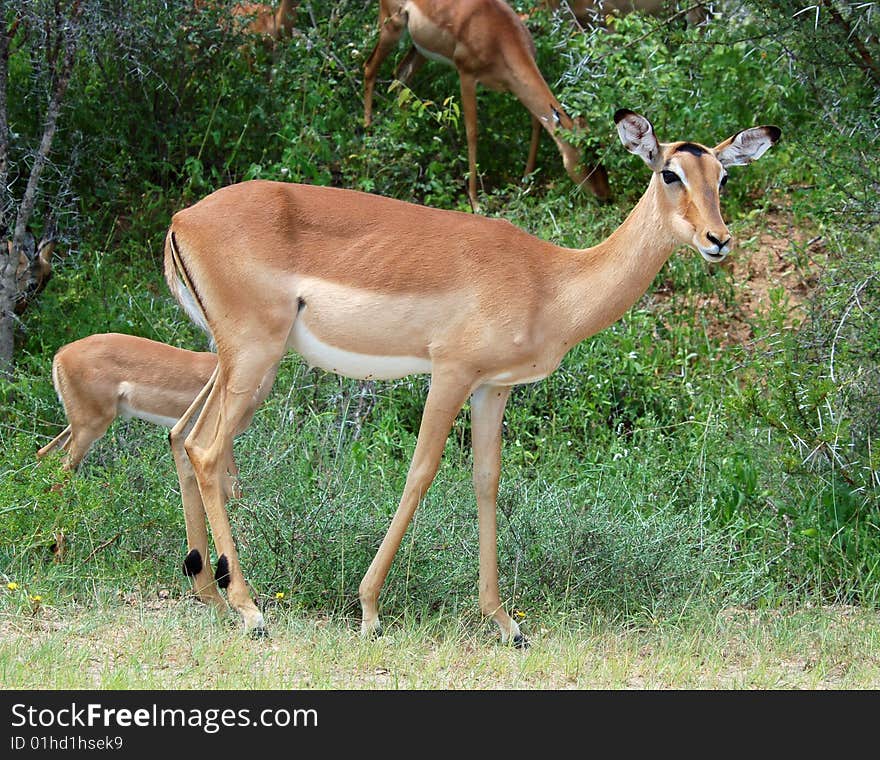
[720,174,728,189]
[661,170,680,185]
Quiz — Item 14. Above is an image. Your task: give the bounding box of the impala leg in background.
[363,5,407,127]
[170,364,227,615]
[525,114,541,179]
[36,425,74,467]
[359,366,474,637]
[459,72,481,212]
[394,45,426,84]
[470,384,524,646]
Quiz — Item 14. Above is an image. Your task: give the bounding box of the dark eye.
[720,174,728,189]
[661,170,680,185]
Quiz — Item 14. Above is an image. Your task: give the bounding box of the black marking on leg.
[513,633,530,650]
[215,554,231,588]
[183,548,203,577]
[249,625,270,640]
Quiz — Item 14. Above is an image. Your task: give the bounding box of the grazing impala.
[37,334,238,490]
[363,0,610,211]
[164,110,779,644]
[194,0,298,43]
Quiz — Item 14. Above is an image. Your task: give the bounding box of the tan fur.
[37,333,234,476]
[363,0,610,210]
[164,113,779,639]
[230,0,297,40]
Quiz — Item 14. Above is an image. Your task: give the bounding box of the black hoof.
[513,633,529,650]
[249,625,270,640]
[362,621,382,640]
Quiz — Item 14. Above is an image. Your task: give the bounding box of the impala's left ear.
[714,125,781,167]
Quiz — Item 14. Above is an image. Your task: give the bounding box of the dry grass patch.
[2,599,879,690]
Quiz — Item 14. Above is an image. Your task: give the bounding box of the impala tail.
[164,229,214,345]
[36,355,72,459]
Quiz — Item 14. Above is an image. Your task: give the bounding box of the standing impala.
[363,0,610,210]
[164,110,779,643]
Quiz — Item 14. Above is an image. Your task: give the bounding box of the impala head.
[614,109,781,262]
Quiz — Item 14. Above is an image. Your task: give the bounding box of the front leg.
[470,384,525,647]
[359,365,475,637]
[364,5,407,127]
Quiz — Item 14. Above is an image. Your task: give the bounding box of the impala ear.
[714,125,781,167]
[614,109,662,171]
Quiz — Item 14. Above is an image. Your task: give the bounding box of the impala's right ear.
[615,109,662,171]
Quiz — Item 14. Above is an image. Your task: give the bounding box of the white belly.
[407,4,455,66]
[289,318,431,381]
[118,401,180,428]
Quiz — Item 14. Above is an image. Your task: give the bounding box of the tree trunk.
[0,3,79,379]
[0,11,14,380]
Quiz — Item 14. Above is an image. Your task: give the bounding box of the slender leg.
[470,384,524,646]
[525,114,541,179]
[37,425,71,460]
[170,364,227,614]
[359,365,475,637]
[394,46,426,84]
[459,72,481,212]
[363,6,407,127]
[60,426,109,471]
[185,349,284,634]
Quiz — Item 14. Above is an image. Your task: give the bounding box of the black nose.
[706,232,730,250]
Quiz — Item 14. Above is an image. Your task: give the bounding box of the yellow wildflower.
[6,582,18,591]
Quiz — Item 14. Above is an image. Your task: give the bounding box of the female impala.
[164,110,779,644]
[363,0,610,210]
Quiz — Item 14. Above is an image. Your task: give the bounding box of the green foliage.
[2,1,880,631]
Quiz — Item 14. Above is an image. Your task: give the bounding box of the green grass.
[2,599,879,689]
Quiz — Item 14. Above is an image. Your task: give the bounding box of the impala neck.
[559,175,678,345]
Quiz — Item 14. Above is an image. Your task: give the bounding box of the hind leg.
[364,3,407,126]
[170,365,228,615]
[184,347,284,634]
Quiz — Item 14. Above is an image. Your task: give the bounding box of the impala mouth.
[699,248,727,263]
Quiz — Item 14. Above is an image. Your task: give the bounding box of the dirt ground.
[650,206,824,348]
